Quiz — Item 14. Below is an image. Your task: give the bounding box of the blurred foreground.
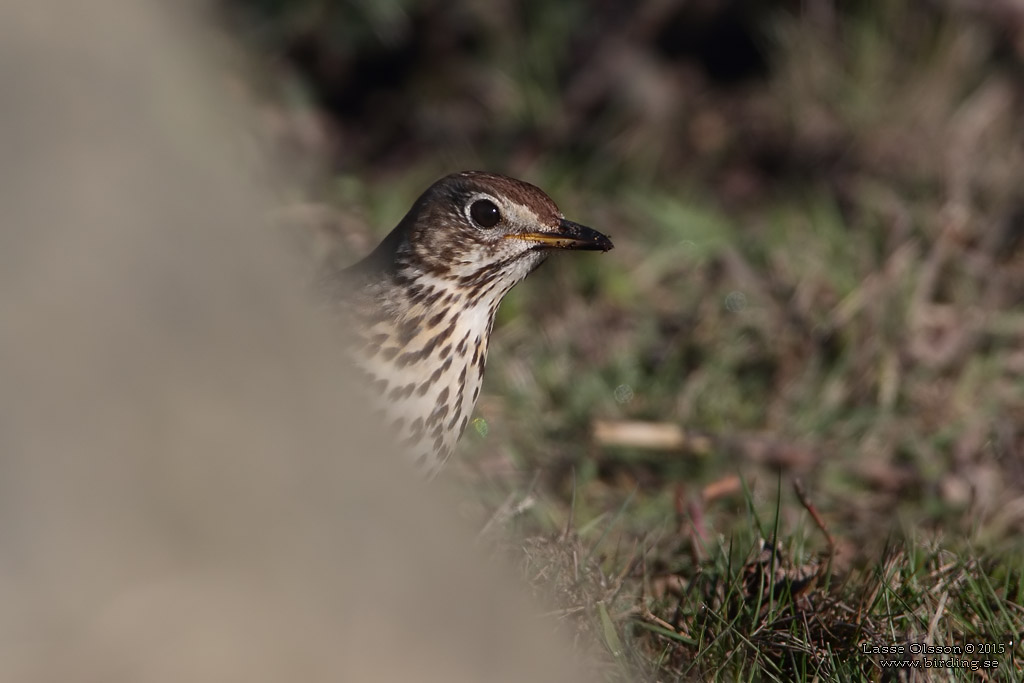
[0,3,593,681]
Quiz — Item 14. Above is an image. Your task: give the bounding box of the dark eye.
[469,199,501,228]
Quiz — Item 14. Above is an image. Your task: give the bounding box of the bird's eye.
[469,199,501,228]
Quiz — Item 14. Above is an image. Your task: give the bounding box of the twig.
[793,478,835,554]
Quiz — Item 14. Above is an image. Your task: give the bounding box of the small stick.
[793,478,835,554]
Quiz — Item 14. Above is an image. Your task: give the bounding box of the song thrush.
[334,171,613,476]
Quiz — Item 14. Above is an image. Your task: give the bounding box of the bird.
[331,171,613,476]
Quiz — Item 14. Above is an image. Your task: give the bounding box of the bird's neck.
[389,269,501,357]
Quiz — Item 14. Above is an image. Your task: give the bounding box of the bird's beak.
[509,219,614,252]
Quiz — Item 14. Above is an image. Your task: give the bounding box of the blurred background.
[222,0,1024,540]
[215,0,1024,677]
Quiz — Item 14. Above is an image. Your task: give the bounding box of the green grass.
[504,476,1023,681]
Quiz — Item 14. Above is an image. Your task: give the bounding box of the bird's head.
[385,171,613,293]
